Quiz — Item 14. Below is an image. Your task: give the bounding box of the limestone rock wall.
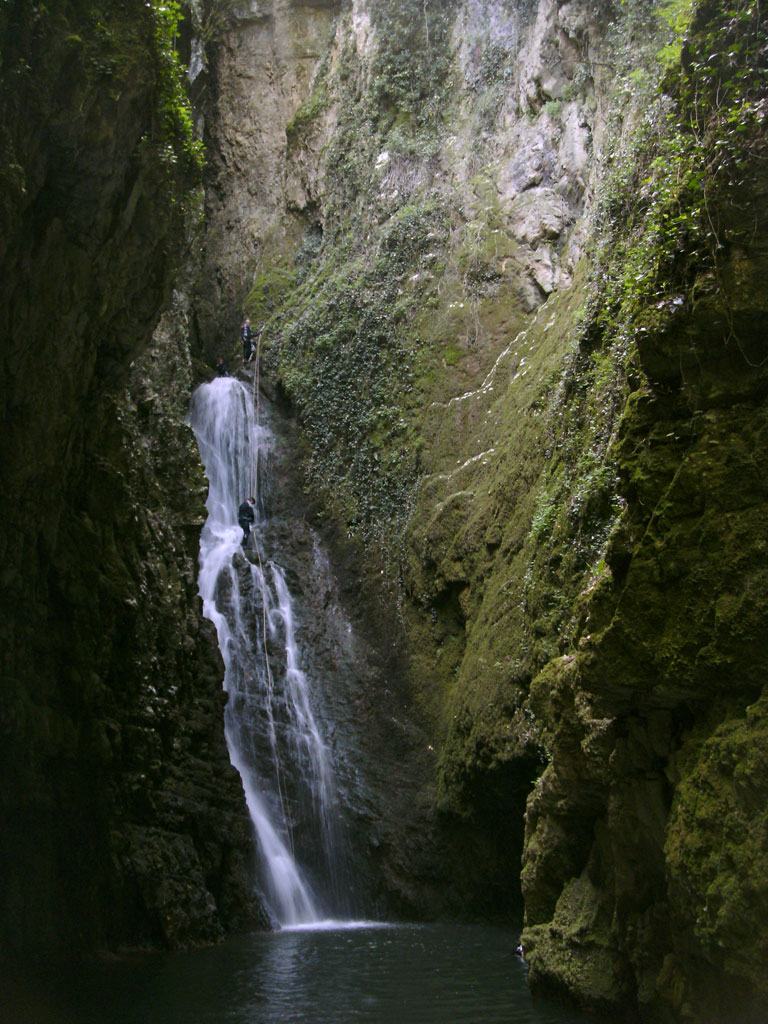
[196,0,344,358]
[2,0,763,1017]
[198,0,612,916]
[0,0,261,956]
[200,0,768,1019]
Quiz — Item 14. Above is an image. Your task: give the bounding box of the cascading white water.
[188,376,346,927]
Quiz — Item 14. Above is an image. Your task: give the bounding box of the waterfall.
[188,377,349,927]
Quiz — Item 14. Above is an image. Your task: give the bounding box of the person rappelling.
[241,318,254,362]
[238,497,256,546]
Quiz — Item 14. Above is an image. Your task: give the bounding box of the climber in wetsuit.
[238,497,256,546]
[215,357,229,377]
[241,318,254,362]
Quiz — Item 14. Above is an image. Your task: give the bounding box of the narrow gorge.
[1,1,766,1022]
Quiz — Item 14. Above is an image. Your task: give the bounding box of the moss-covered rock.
[664,694,768,1019]
[10,0,757,1013]
[199,0,768,1016]
[0,0,263,957]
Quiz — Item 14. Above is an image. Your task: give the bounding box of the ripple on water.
[35,923,601,1024]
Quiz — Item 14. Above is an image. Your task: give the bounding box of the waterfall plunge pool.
[25,922,600,1024]
[112,380,599,1024]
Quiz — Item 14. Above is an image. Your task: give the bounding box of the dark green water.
[14,923,600,1024]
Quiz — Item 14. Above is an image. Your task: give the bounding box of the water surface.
[43,923,598,1024]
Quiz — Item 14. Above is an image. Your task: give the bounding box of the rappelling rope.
[249,328,262,505]
[256,554,295,858]
[247,329,295,854]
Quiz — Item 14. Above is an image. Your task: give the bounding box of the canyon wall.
[201,0,768,1020]
[0,0,262,957]
[1,1,766,1022]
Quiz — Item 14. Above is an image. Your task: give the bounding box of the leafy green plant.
[149,0,204,175]
[370,0,456,127]
[530,497,559,543]
[590,0,767,345]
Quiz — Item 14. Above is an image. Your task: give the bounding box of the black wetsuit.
[238,500,255,545]
[241,322,254,362]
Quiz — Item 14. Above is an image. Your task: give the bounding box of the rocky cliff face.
[2,0,765,1020]
[200,0,768,1019]
[0,0,262,957]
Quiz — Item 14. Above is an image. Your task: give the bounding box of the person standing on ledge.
[238,497,256,546]
[241,318,254,362]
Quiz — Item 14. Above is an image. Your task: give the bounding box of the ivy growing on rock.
[589,0,767,340]
[369,0,457,126]
[149,0,205,177]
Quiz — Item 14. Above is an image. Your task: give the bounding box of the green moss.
[286,44,332,145]
[588,0,767,345]
[246,266,297,327]
[265,253,418,543]
[442,342,462,366]
[369,0,457,127]
[287,84,329,139]
[666,696,768,1001]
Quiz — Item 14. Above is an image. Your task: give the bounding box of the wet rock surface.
[241,386,445,918]
[2,2,767,1022]
[0,1,264,957]
[199,0,768,1019]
